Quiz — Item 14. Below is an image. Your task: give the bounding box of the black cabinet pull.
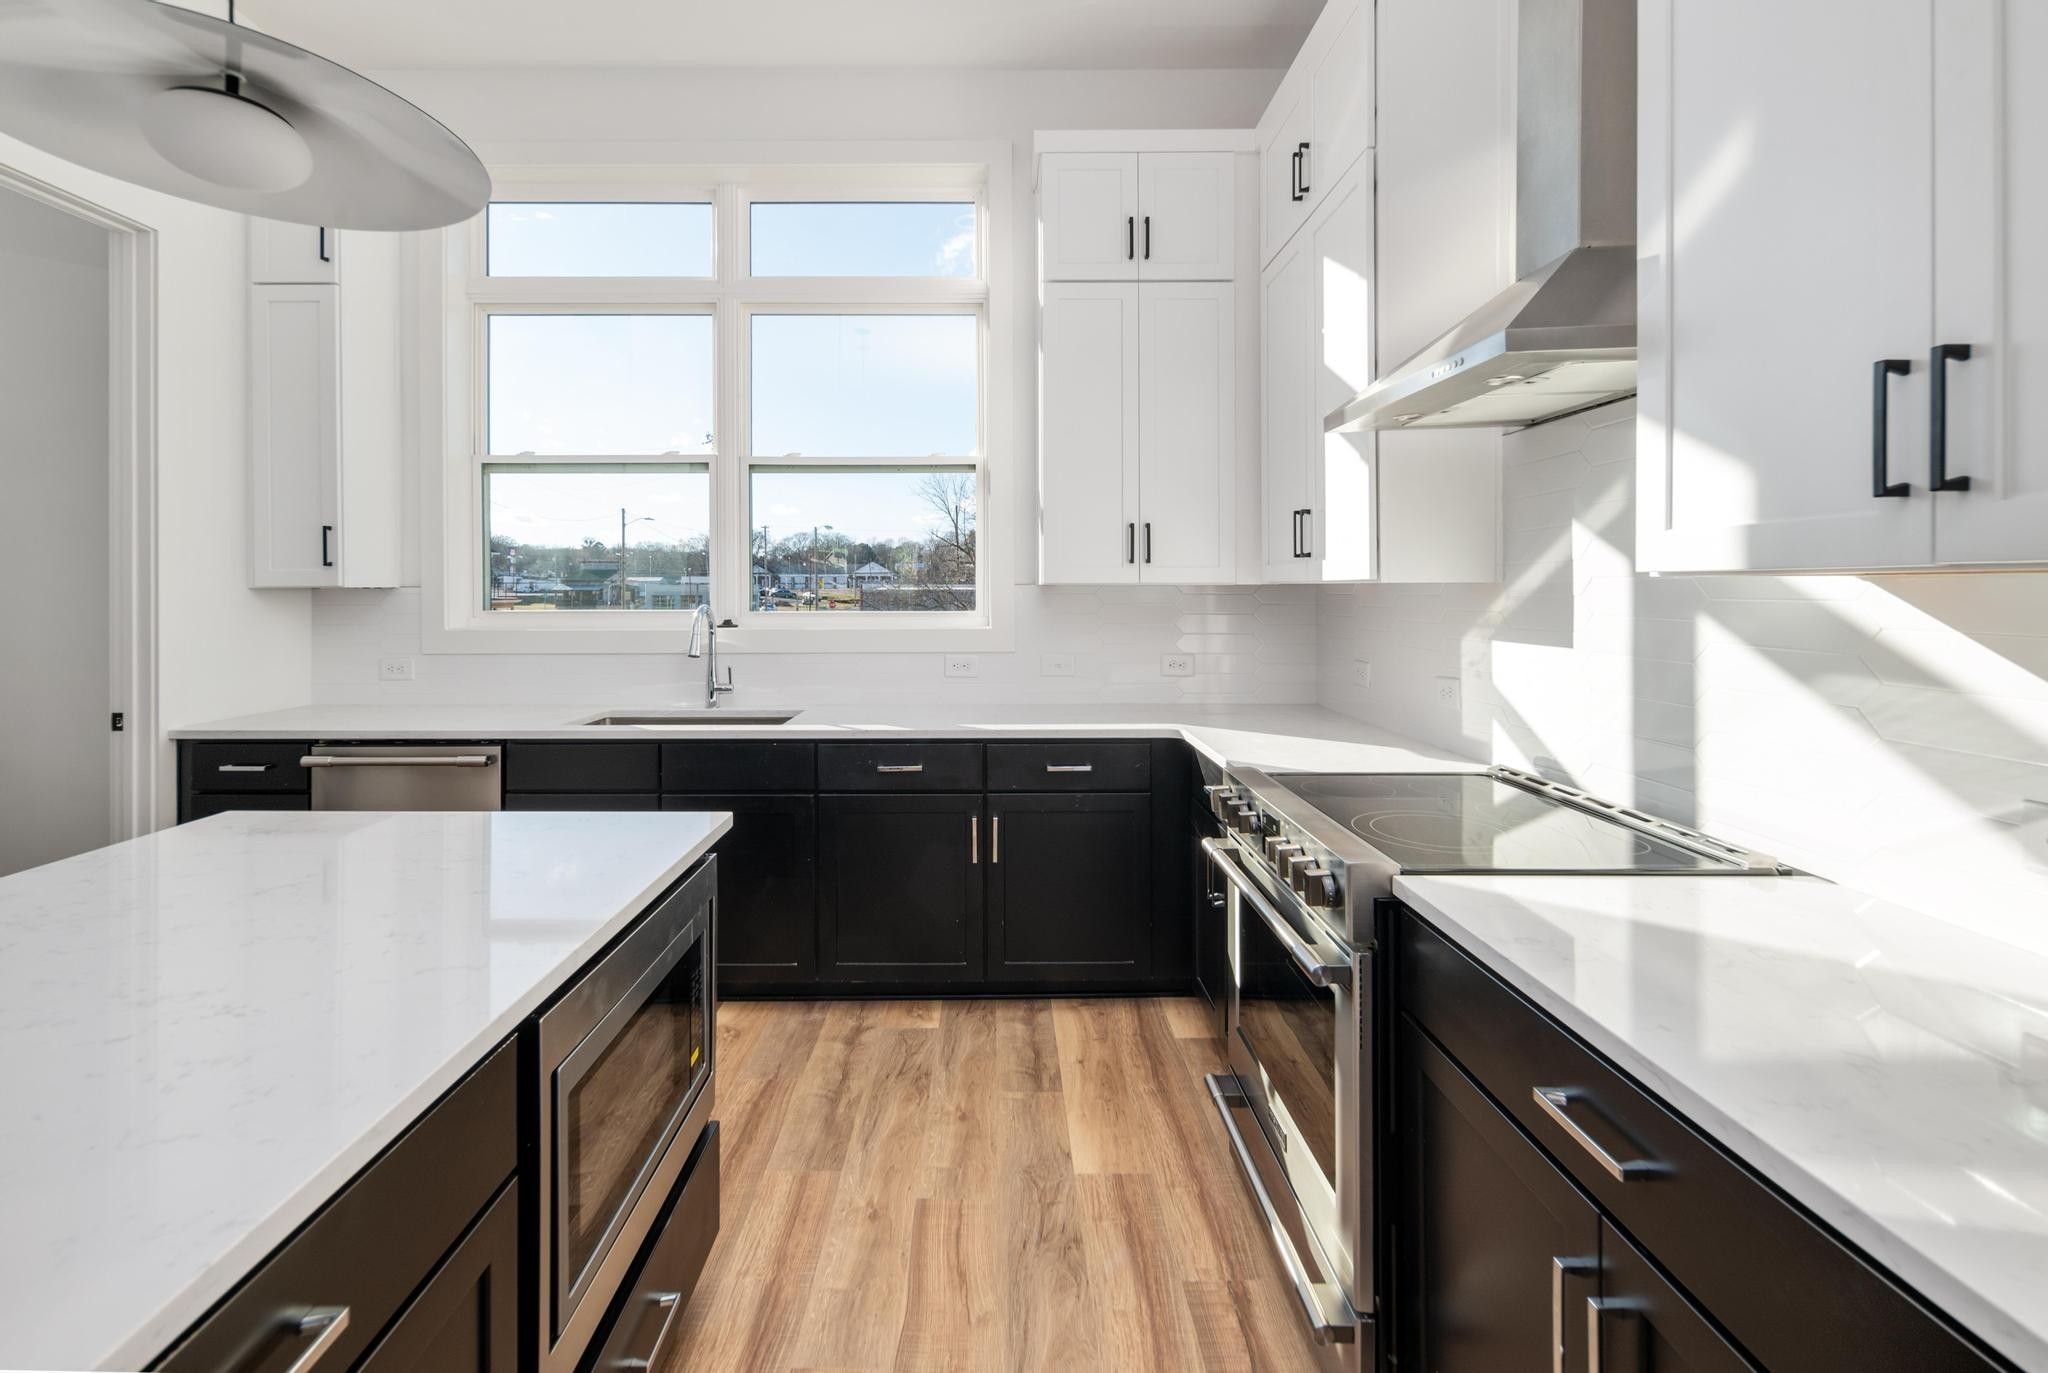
[321,523,335,567]
[1930,342,1973,491]
[1299,507,1313,559]
[317,226,331,263]
[1871,359,1911,498]
[1126,215,1135,261]
[1289,147,1304,202]
[1143,522,1152,563]
[1143,215,1151,260]
[1126,522,1136,564]
[1297,142,1311,195]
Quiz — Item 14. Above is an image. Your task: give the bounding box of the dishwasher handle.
[300,754,497,768]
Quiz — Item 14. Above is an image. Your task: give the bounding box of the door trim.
[0,165,160,842]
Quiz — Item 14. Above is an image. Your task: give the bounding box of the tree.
[906,471,977,610]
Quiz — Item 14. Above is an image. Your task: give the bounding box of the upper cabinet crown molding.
[1638,0,2048,573]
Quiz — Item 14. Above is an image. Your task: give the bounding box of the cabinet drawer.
[987,741,1150,791]
[186,793,313,822]
[503,793,659,812]
[818,741,982,791]
[156,1041,518,1372]
[1398,911,2002,1373]
[586,1123,720,1373]
[188,743,312,793]
[504,742,659,793]
[662,741,815,792]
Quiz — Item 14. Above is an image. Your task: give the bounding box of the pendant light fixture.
[0,0,490,230]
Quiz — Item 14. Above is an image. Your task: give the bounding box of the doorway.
[0,173,156,876]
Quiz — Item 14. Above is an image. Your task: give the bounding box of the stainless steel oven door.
[1206,839,1371,1351]
[537,857,717,1373]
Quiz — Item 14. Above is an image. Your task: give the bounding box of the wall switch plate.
[943,655,979,679]
[1351,659,1373,688]
[378,657,416,682]
[1162,653,1196,677]
[1040,654,1075,677]
[1434,675,1462,710]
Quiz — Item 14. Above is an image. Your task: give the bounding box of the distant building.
[851,560,898,588]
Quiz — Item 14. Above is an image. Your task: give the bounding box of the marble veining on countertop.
[0,809,731,1373]
[1395,872,2048,1373]
[167,701,1484,775]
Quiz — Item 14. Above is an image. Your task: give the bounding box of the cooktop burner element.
[1285,772,1716,873]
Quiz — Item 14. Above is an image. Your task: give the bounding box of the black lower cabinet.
[184,792,312,820]
[1399,1021,1602,1373]
[986,792,1151,983]
[1597,1219,1754,1373]
[1190,799,1227,1033]
[355,1183,519,1373]
[503,793,658,811]
[665,794,817,989]
[818,793,983,984]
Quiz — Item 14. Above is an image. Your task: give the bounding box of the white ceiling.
[239,0,1322,72]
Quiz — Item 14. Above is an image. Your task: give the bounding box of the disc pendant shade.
[0,0,490,230]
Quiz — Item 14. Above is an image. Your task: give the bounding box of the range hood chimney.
[1326,0,1637,433]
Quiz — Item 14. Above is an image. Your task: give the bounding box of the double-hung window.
[451,172,992,647]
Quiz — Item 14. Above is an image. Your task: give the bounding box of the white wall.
[0,137,313,813]
[1319,400,2048,955]
[309,66,1318,708]
[0,189,111,873]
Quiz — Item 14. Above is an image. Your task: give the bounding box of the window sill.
[421,609,1012,655]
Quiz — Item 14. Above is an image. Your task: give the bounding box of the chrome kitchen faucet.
[685,604,737,708]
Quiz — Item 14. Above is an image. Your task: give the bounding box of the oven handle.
[1203,838,1352,989]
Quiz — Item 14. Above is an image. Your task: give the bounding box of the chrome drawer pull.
[1206,1073,1357,1345]
[615,1290,683,1371]
[281,1306,350,1373]
[216,763,272,773]
[299,754,495,768]
[1045,763,1094,773]
[1533,1088,1663,1182]
[1552,1257,1595,1373]
[1586,1297,1645,1373]
[875,763,925,773]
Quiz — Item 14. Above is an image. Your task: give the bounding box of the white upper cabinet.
[1256,0,1374,268]
[247,226,402,589]
[1639,0,2048,572]
[1041,150,1234,282]
[1260,235,1316,582]
[249,218,340,285]
[1928,0,2048,566]
[1039,282,1141,584]
[1138,282,1236,580]
[1136,153,1235,281]
[1039,153,1141,281]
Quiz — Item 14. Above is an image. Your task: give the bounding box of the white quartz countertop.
[167,702,1481,775]
[0,809,731,1372]
[1394,873,2048,1373]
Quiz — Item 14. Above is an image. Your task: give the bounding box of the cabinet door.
[1398,1021,1601,1373]
[1261,237,1315,581]
[1593,1221,1758,1373]
[1309,0,1374,196]
[666,793,817,987]
[818,794,984,983]
[1040,282,1141,583]
[249,284,340,588]
[1638,0,1936,572]
[1191,812,1228,1036]
[1308,156,1377,582]
[1137,152,1234,281]
[1040,152,1139,281]
[356,1186,519,1373]
[1138,281,1235,582]
[250,218,339,284]
[987,792,1151,983]
[1259,85,1315,267]
[1930,3,2048,565]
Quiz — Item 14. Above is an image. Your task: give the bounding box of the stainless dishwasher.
[302,744,503,809]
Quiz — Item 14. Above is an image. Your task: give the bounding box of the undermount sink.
[580,710,801,727]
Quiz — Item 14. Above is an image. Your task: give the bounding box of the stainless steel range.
[1202,765,1789,1370]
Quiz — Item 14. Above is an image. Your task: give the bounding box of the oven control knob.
[1264,835,1302,865]
[1229,805,1259,834]
[1295,865,1338,909]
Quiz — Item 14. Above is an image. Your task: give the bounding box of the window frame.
[420,148,1012,654]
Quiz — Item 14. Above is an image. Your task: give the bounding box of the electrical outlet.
[1040,654,1075,677]
[378,657,416,682]
[1162,653,1196,678]
[1434,675,1462,710]
[943,655,979,679]
[1351,659,1373,688]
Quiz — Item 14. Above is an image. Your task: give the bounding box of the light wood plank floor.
[660,997,1326,1373]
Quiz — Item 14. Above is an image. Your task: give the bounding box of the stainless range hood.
[1327,0,1637,433]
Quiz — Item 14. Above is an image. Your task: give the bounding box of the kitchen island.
[0,808,730,1372]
